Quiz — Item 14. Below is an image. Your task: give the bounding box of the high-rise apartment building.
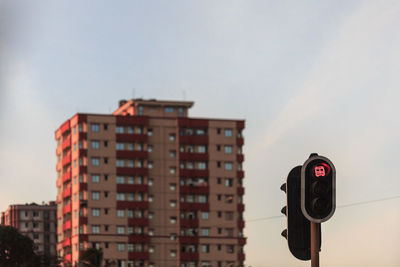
[1,202,57,257]
[55,99,245,267]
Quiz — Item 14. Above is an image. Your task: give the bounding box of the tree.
[0,225,38,266]
[80,248,103,267]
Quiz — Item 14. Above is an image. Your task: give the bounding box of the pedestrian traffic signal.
[301,154,336,223]
[281,166,315,260]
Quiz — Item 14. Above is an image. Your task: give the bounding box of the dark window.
[104,174,108,181]
[104,157,108,164]
[104,140,108,147]
[103,124,108,130]
[217,145,221,151]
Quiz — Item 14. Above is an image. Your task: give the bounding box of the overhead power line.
[247,194,400,223]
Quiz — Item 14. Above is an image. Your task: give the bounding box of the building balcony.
[64,253,72,262]
[79,182,88,191]
[180,203,209,211]
[179,135,208,145]
[238,253,246,262]
[128,218,149,226]
[116,116,149,125]
[79,234,88,242]
[179,152,209,161]
[116,167,148,176]
[180,218,199,228]
[117,184,148,193]
[178,118,209,128]
[237,171,244,179]
[238,237,247,246]
[117,201,149,209]
[128,234,150,243]
[79,216,88,225]
[60,121,70,134]
[63,204,72,215]
[116,133,148,143]
[62,138,71,150]
[128,252,150,260]
[116,150,148,159]
[238,220,245,229]
[62,187,72,199]
[62,237,71,247]
[79,149,87,157]
[78,166,87,173]
[62,171,71,183]
[237,121,245,130]
[62,154,71,167]
[63,220,72,231]
[237,187,245,196]
[236,137,244,146]
[179,169,209,178]
[237,204,245,212]
[180,252,199,261]
[78,132,87,140]
[237,154,244,163]
[179,236,199,243]
[179,185,209,195]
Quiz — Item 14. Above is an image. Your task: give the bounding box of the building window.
[116,126,124,134]
[224,162,233,170]
[198,162,207,170]
[148,145,153,152]
[201,212,209,220]
[128,244,134,252]
[116,176,124,184]
[116,143,124,150]
[117,210,125,217]
[92,209,100,217]
[117,226,125,234]
[170,183,176,191]
[116,193,125,201]
[225,178,233,187]
[170,250,177,257]
[201,228,209,236]
[197,146,206,153]
[91,158,100,166]
[91,192,100,200]
[227,245,234,253]
[198,195,207,203]
[165,107,174,113]
[127,126,134,134]
[91,124,99,132]
[117,243,125,252]
[170,217,177,224]
[92,226,100,234]
[148,162,153,169]
[169,134,176,141]
[224,129,233,137]
[170,200,177,207]
[148,129,153,136]
[91,141,99,149]
[170,167,176,174]
[91,174,100,183]
[224,145,233,154]
[116,160,124,167]
[149,246,155,253]
[201,245,210,253]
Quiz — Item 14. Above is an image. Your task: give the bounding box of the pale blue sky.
[1,1,400,266]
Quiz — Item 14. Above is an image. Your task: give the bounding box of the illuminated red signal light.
[313,163,331,178]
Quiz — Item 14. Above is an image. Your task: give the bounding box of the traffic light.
[281,166,318,260]
[301,154,336,223]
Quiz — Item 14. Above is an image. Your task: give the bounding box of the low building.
[1,201,57,257]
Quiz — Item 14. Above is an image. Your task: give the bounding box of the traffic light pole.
[311,222,320,267]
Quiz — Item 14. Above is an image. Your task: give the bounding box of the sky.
[1,0,400,266]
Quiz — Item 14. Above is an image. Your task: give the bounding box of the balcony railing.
[179,185,209,195]
[180,203,209,211]
[117,184,148,193]
[117,201,149,209]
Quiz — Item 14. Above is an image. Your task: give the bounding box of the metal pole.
[311,222,320,267]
